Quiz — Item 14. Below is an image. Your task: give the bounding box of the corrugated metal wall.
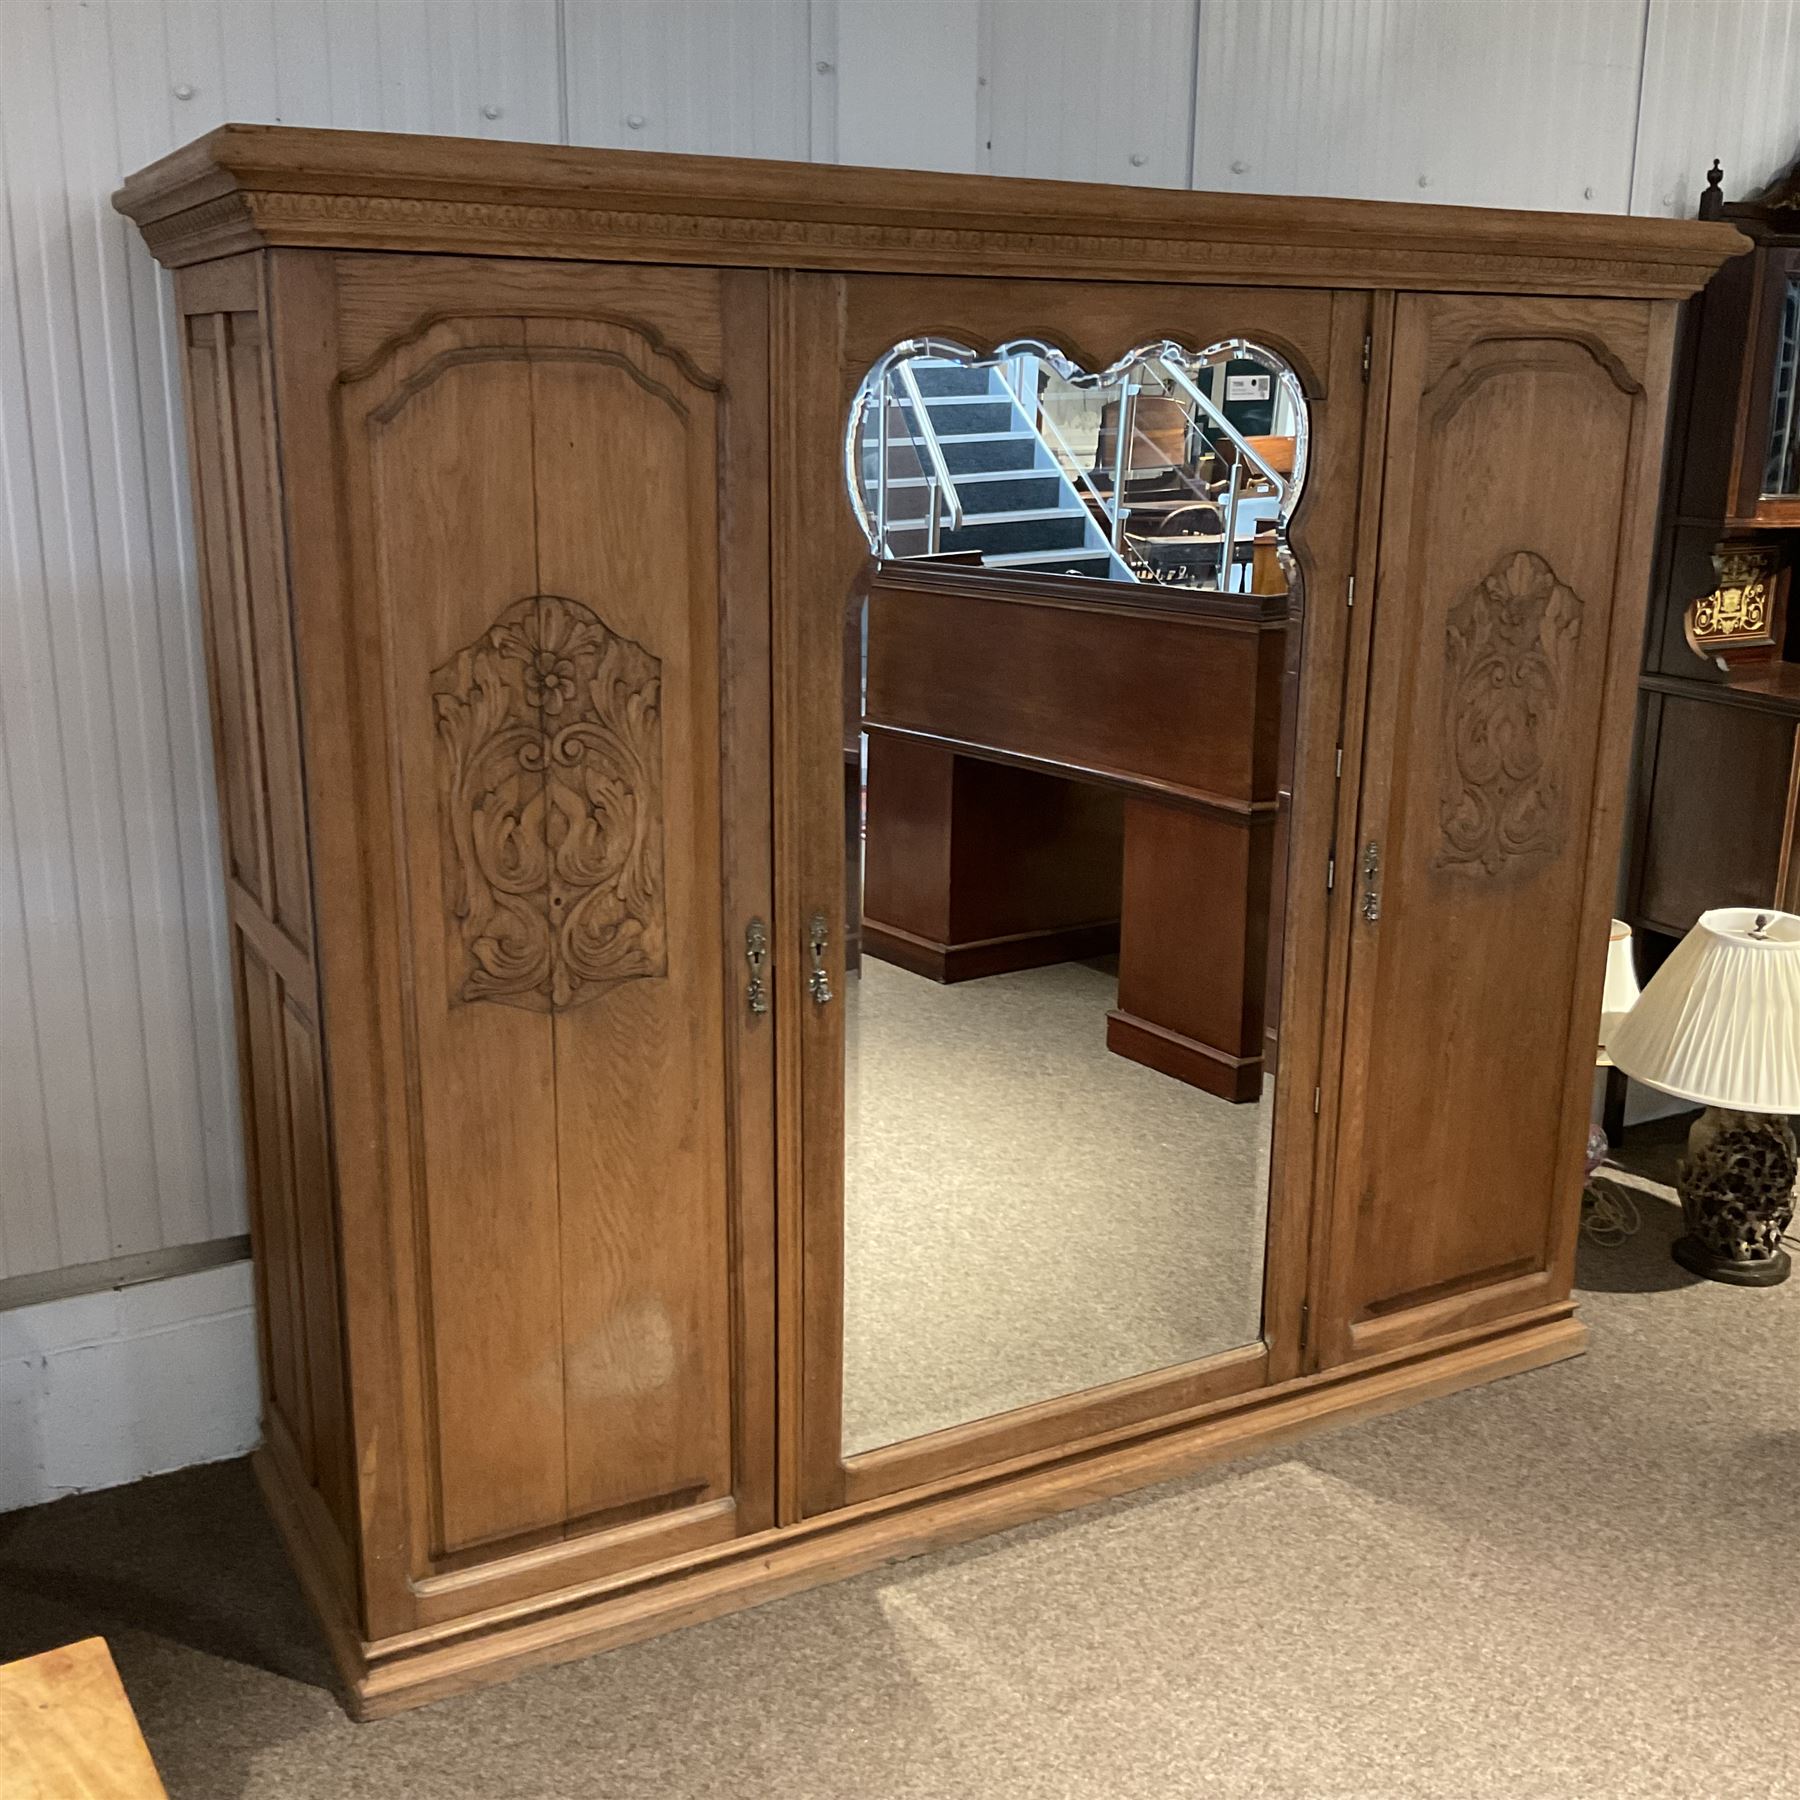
[3,0,1798,1288]
[1190,0,1651,208]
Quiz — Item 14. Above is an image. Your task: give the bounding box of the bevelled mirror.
[838,337,1311,1456]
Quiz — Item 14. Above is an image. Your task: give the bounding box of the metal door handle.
[745,918,769,1016]
[1360,841,1381,924]
[807,911,834,1006]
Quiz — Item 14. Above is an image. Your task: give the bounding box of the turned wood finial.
[1698,159,1725,220]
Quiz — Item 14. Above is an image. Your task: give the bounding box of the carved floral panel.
[433,595,665,1012]
[1436,550,1584,878]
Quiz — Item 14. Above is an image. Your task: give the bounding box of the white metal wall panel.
[980,0,1199,188]
[0,0,561,1286]
[140,0,564,143]
[1632,0,1800,217]
[1190,0,1645,211]
[835,0,982,173]
[2,0,220,1278]
[565,0,814,158]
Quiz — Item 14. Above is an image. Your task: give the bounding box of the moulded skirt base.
[257,1307,1588,1720]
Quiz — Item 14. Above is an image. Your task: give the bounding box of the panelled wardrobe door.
[1315,293,1677,1365]
[312,259,774,1626]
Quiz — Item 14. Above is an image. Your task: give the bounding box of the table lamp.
[1596,919,1641,1066]
[1584,920,1643,1183]
[1607,908,1800,1285]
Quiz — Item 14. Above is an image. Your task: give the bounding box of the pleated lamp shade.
[1608,908,1800,1112]
[1596,918,1641,1067]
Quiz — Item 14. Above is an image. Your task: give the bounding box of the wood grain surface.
[0,1639,168,1799]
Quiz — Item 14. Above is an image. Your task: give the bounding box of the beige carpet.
[1,1125,1797,1797]
[844,957,1272,1453]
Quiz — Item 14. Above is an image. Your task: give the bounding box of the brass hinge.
[1313,1085,1321,1116]
[1299,1300,1312,1354]
[1346,574,1356,608]
[1326,853,1336,892]
[1361,332,1371,379]
[1334,744,1343,779]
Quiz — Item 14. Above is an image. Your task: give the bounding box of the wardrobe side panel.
[174,261,357,1560]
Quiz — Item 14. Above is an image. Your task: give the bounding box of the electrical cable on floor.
[1580,1180,1642,1246]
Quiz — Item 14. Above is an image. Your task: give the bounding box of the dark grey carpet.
[2,1120,1795,1798]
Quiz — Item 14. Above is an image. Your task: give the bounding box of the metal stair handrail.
[892,361,966,533]
[872,362,966,556]
[1161,362,1289,501]
[989,361,1119,530]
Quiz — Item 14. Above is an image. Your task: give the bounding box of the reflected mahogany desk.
[861,563,1289,1101]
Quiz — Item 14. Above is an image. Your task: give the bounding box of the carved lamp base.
[1673,1108,1798,1287]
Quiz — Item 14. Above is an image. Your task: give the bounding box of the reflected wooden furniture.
[1626,153,1800,970]
[1251,529,1285,595]
[115,124,1738,1718]
[1244,434,1296,476]
[862,732,1127,979]
[860,563,1286,1101]
[1095,392,1190,468]
[0,1639,168,1799]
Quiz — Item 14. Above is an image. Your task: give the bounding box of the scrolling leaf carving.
[433,595,665,1011]
[1436,550,1583,878]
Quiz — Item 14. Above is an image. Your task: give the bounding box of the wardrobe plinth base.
[259,1309,1585,1721]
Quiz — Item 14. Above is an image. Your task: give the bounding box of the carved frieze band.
[135,187,1716,294]
[433,595,666,1013]
[1436,550,1584,878]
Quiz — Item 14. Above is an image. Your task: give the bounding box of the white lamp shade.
[1597,918,1640,1065]
[1607,907,1800,1112]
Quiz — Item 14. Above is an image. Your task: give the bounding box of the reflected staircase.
[866,360,1134,582]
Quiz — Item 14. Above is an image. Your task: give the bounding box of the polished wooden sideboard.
[114,126,1741,1716]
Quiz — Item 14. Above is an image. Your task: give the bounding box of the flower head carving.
[432,596,665,1011]
[526,648,579,716]
[1436,550,1583,878]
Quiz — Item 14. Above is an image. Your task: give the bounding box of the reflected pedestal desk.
[860,563,1288,1101]
[114,126,1742,1716]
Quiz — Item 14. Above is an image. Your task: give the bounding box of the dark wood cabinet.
[1627,154,1800,955]
[116,126,1737,1718]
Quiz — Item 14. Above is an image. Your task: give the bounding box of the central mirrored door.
[782,275,1368,1512]
[841,336,1306,1456]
